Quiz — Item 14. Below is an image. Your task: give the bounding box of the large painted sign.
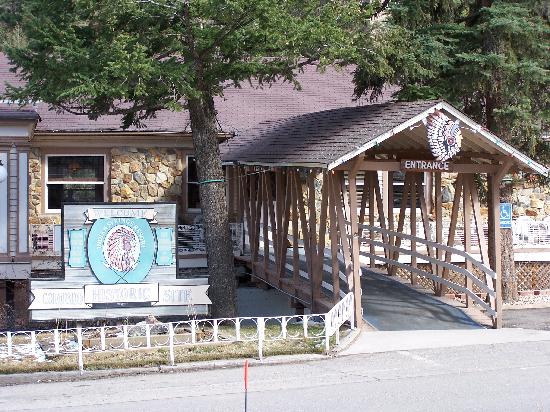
[30,203,211,320]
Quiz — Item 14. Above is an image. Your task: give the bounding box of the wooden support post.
[307,171,319,310]
[359,171,368,225]
[435,173,443,279]
[387,171,394,264]
[333,171,354,293]
[294,172,312,287]
[390,174,413,276]
[277,172,292,281]
[262,173,270,269]
[470,175,490,266]
[410,174,417,285]
[328,173,341,303]
[348,171,363,327]
[463,177,473,307]
[417,173,435,276]
[368,172,376,268]
[488,173,502,328]
[487,161,512,328]
[317,172,329,292]
[372,171,389,257]
[291,171,300,282]
[440,174,464,296]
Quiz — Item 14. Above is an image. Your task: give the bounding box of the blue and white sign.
[500,203,512,229]
[30,203,210,320]
[87,217,155,284]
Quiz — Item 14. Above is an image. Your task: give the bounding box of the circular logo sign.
[103,225,141,273]
[87,218,155,284]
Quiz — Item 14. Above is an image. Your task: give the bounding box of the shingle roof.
[221,100,439,168]
[0,53,393,134]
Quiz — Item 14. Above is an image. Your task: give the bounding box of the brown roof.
[220,100,440,168]
[0,53,394,134]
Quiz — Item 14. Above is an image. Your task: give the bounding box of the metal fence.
[0,293,354,371]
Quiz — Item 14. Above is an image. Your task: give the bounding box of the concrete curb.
[0,353,328,387]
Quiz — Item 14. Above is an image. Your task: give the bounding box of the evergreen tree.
[1,0,374,317]
[354,0,550,159]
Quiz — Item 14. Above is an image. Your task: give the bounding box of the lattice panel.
[515,262,550,291]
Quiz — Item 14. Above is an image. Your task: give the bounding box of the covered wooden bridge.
[222,100,548,328]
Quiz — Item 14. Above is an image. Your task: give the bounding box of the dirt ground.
[503,308,550,331]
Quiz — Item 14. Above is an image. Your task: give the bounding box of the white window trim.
[186,155,201,213]
[44,154,107,214]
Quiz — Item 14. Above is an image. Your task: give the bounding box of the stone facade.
[28,147,186,224]
[110,147,184,205]
[28,148,58,224]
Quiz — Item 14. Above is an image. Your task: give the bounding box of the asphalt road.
[2,340,550,412]
[503,308,550,330]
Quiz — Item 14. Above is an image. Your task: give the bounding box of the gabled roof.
[221,100,548,176]
[0,53,392,134]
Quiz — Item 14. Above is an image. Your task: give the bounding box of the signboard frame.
[30,202,211,320]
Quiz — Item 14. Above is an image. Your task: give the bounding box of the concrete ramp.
[362,270,481,330]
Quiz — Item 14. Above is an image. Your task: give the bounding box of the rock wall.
[110,147,184,204]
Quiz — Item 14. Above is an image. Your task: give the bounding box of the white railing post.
[236,318,241,341]
[324,315,331,354]
[145,324,151,348]
[258,317,264,361]
[303,315,308,338]
[100,327,106,351]
[77,326,84,373]
[54,329,60,354]
[123,325,129,350]
[282,317,287,340]
[191,320,197,344]
[7,332,12,357]
[351,295,356,330]
[213,319,219,343]
[168,323,175,366]
[31,331,36,355]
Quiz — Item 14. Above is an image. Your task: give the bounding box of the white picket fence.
[0,293,354,371]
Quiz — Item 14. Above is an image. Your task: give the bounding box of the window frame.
[186,155,201,213]
[44,154,108,214]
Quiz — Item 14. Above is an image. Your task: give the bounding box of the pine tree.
[1,0,373,317]
[354,0,550,159]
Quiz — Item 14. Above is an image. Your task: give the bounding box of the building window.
[45,155,105,212]
[187,156,201,210]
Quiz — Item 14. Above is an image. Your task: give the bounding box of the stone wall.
[110,147,184,204]
[28,148,58,224]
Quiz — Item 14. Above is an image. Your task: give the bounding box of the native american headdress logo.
[102,225,141,273]
[424,111,462,161]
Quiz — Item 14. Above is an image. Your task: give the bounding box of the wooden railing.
[355,222,497,318]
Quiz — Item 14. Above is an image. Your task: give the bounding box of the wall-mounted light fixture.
[0,160,7,183]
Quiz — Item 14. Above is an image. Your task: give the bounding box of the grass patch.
[0,337,324,375]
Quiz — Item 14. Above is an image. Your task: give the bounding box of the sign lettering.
[401,159,452,172]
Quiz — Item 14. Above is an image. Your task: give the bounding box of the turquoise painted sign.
[68,228,87,268]
[155,227,174,266]
[87,217,155,284]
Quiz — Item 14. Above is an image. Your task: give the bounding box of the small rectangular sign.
[500,203,512,229]
[401,159,452,172]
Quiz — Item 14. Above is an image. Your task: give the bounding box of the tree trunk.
[188,96,236,318]
[500,183,517,302]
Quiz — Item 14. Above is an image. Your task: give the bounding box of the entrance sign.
[30,203,211,320]
[500,203,512,229]
[401,159,452,172]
